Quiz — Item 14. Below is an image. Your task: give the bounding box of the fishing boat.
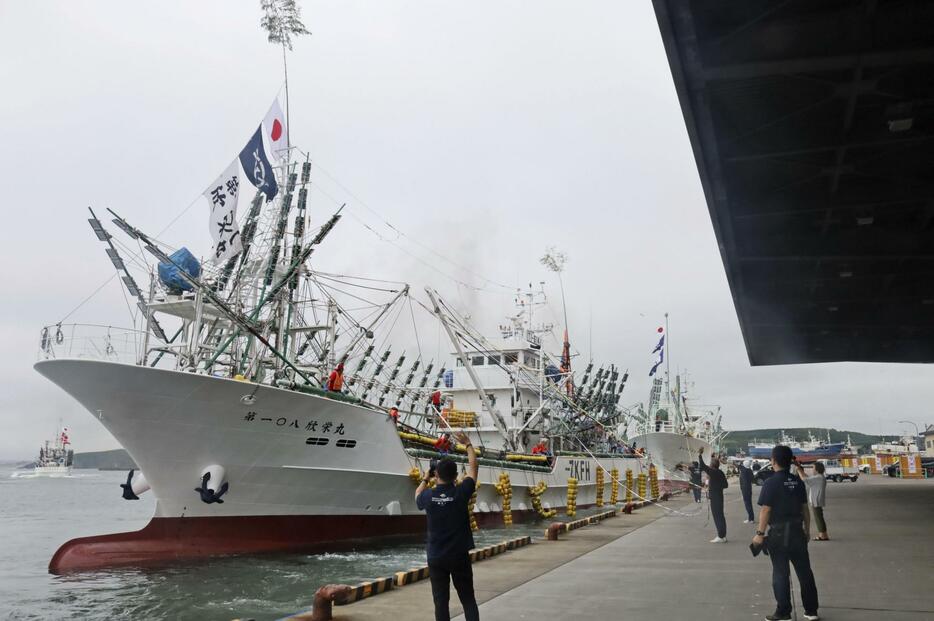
[34,94,655,572]
[33,427,74,477]
[627,375,724,484]
[747,431,846,462]
[626,321,725,483]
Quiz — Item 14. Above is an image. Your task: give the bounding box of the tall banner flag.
[649,326,665,376]
[239,125,279,202]
[204,159,243,264]
[263,98,288,161]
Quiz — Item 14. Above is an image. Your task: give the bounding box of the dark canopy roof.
[653,0,934,365]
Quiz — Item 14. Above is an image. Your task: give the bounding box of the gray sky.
[0,1,929,459]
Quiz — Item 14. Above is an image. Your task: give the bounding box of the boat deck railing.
[37,323,147,365]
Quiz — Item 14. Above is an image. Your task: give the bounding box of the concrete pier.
[317,476,933,620]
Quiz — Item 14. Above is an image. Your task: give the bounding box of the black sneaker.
[765,613,791,621]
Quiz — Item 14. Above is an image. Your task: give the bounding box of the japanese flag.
[203,159,243,264]
[263,98,288,161]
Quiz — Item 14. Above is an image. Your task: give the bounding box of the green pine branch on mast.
[260,0,310,50]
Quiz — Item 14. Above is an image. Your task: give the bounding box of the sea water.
[0,466,590,620]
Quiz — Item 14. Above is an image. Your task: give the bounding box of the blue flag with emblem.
[649,350,664,377]
[239,125,279,202]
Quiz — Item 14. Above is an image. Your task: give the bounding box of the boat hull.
[33,465,72,477]
[36,359,651,572]
[747,444,845,462]
[630,432,712,480]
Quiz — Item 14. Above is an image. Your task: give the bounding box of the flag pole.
[282,42,290,156]
[664,312,670,394]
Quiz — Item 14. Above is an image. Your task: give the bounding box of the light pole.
[897,420,920,448]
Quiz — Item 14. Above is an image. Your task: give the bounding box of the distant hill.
[73,449,137,471]
[721,428,885,455]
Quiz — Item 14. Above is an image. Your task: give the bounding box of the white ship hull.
[36,358,651,571]
[630,431,712,482]
[33,465,72,477]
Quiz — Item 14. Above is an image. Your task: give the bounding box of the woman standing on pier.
[796,461,829,541]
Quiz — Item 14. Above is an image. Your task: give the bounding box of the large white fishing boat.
[33,427,74,477]
[626,324,725,480]
[628,376,723,481]
[35,99,653,572]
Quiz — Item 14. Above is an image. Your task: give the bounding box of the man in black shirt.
[752,445,819,621]
[698,447,728,542]
[738,459,756,523]
[688,461,703,503]
[416,430,480,621]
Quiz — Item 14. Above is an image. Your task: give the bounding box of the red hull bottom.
[50,514,426,574]
[50,482,685,573]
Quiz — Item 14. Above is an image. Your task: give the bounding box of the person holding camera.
[795,461,829,541]
[415,431,480,621]
[752,445,820,621]
[698,447,728,542]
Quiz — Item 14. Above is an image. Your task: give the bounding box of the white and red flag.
[262,98,288,161]
[61,428,70,445]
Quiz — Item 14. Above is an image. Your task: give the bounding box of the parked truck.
[819,458,859,482]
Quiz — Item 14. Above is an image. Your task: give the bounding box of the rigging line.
[312,272,402,293]
[314,271,409,286]
[308,177,508,294]
[408,297,423,362]
[58,194,202,323]
[310,161,513,290]
[313,277,386,309]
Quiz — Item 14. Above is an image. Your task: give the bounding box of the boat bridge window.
[504,352,518,364]
[471,355,485,366]
[524,353,540,368]
[487,355,501,366]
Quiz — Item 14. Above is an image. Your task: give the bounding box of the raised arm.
[454,431,478,481]
[415,466,434,502]
[697,447,712,475]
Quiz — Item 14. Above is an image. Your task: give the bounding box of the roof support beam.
[701,48,934,82]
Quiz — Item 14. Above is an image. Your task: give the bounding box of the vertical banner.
[204,159,243,264]
[874,455,882,473]
[239,125,279,202]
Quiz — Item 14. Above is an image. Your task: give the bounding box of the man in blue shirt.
[752,445,820,621]
[416,430,480,621]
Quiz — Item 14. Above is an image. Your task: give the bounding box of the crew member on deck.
[428,390,443,415]
[389,406,400,425]
[326,362,344,392]
[434,433,452,454]
[531,439,549,455]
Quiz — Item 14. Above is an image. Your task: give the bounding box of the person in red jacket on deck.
[428,390,443,415]
[531,439,549,455]
[434,433,452,454]
[326,363,344,392]
[389,406,400,425]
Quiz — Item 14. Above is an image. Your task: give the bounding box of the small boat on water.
[34,427,74,477]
